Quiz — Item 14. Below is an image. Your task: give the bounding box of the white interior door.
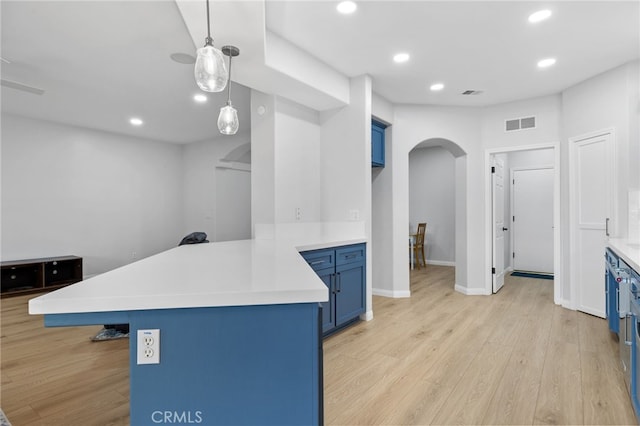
[512,167,554,273]
[570,132,613,318]
[492,157,506,293]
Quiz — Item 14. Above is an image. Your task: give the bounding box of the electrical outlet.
[137,329,160,365]
[295,207,302,221]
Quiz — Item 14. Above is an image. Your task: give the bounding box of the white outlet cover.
[137,329,160,365]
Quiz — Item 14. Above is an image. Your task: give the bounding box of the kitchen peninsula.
[29,227,366,425]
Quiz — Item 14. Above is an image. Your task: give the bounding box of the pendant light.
[194,0,227,92]
[218,45,240,135]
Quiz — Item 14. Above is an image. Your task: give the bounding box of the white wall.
[561,59,639,304]
[182,135,252,242]
[562,60,637,239]
[384,96,562,297]
[250,91,323,227]
[250,91,277,231]
[1,114,184,277]
[372,125,394,296]
[481,95,562,150]
[371,93,394,296]
[274,98,322,223]
[408,147,456,264]
[250,77,373,318]
[391,106,481,295]
[319,75,373,317]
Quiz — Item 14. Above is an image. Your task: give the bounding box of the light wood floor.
[2,266,637,425]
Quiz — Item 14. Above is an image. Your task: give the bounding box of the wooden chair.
[413,223,427,269]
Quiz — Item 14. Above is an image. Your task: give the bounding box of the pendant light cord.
[226,54,232,104]
[205,0,212,46]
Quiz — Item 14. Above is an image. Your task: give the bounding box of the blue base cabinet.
[606,248,620,334]
[301,244,366,336]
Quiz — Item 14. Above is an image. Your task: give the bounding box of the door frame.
[484,142,561,304]
[568,128,616,313]
[510,165,554,273]
[491,156,507,293]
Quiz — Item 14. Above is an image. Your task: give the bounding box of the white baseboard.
[372,288,411,298]
[426,260,455,267]
[360,310,374,321]
[454,284,491,296]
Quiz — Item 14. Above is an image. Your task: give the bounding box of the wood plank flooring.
[1,265,636,425]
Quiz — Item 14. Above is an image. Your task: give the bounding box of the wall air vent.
[505,116,536,132]
[461,90,483,95]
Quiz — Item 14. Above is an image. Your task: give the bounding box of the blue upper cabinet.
[372,120,386,168]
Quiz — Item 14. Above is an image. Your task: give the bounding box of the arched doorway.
[409,138,467,289]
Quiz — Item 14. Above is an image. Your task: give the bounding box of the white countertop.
[29,235,366,315]
[608,238,640,272]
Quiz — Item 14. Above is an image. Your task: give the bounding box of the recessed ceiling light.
[528,9,552,23]
[129,117,143,126]
[194,94,207,103]
[537,58,556,68]
[336,1,357,14]
[430,83,445,91]
[393,53,410,63]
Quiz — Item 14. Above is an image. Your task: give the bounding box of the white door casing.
[492,157,506,293]
[512,167,554,273]
[569,130,614,318]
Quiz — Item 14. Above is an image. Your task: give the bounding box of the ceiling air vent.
[505,116,536,132]
[461,90,483,95]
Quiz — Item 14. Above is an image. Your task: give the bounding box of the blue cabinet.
[301,243,366,336]
[45,303,323,425]
[372,120,386,168]
[606,248,620,334]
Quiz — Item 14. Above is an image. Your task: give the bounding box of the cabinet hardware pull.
[310,260,325,265]
[345,254,357,259]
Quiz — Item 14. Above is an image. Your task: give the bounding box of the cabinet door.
[335,262,365,327]
[316,267,336,334]
[371,121,385,167]
[606,270,619,333]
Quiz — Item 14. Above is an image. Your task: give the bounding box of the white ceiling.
[266,0,640,106]
[1,1,638,144]
[1,0,250,144]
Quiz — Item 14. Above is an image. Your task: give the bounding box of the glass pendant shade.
[218,103,239,135]
[194,45,228,92]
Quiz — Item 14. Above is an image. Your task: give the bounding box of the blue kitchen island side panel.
[44,302,321,426]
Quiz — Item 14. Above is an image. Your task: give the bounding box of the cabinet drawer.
[336,244,365,266]
[301,249,335,272]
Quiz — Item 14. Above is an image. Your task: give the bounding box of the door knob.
[502,227,509,231]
